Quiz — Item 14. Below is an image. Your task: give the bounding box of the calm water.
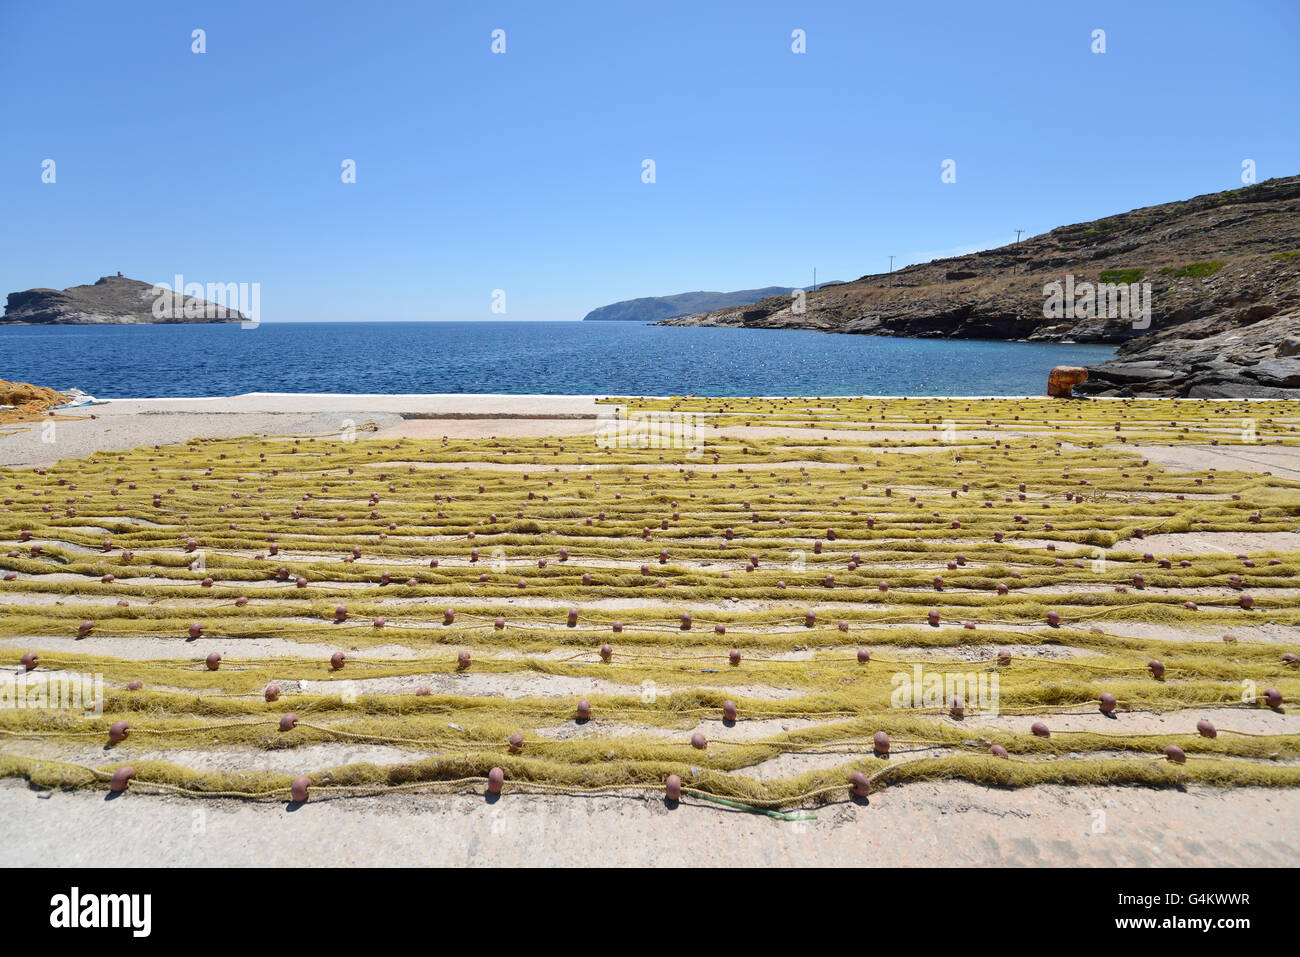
[0,322,1114,398]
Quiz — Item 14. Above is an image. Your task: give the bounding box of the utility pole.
[1014,229,1024,244]
[888,255,895,287]
[812,267,817,292]
[1012,230,1025,275]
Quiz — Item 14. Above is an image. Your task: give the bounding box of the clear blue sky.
[1,0,1296,321]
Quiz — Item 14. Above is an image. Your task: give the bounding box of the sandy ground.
[4,392,1299,868]
[2,778,1293,866]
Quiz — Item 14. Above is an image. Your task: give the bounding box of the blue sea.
[0,322,1115,398]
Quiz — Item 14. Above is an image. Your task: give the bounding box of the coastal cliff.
[658,176,1300,396]
[1,276,246,324]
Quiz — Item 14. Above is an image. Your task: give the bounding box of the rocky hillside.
[2,276,246,324]
[659,176,1300,396]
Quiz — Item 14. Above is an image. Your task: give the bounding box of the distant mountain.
[1,276,246,324]
[583,286,802,322]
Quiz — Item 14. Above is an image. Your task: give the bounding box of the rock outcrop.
[582,286,801,322]
[2,276,246,324]
[657,176,1300,396]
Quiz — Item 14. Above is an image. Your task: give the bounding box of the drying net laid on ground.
[1,396,1298,809]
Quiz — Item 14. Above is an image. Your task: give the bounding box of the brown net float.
[849,771,870,797]
[576,699,591,720]
[1163,744,1186,764]
[457,651,471,670]
[508,732,524,753]
[333,605,348,622]
[1264,688,1283,708]
[568,608,580,627]
[109,766,136,793]
[330,652,346,670]
[265,684,281,702]
[927,609,940,627]
[443,608,455,625]
[1196,718,1216,738]
[290,775,311,802]
[279,713,299,732]
[950,696,964,718]
[126,680,143,691]
[188,622,203,639]
[990,744,1009,758]
[728,649,741,666]
[872,731,890,754]
[1031,722,1050,738]
[723,700,737,721]
[665,774,682,801]
[1147,659,1165,679]
[205,652,221,671]
[488,767,505,794]
[78,620,95,637]
[20,652,38,671]
[1099,692,1117,714]
[108,720,130,743]
[690,732,707,750]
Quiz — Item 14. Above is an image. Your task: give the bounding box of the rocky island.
[657,176,1300,397]
[1,275,247,324]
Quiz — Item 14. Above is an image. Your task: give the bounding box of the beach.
[2,391,1298,866]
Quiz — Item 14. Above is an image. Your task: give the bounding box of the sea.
[0,322,1115,399]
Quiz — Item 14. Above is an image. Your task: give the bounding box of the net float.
[1183,601,1198,611]
[838,620,849,633]
[728,649,742,666]
[492,617,505,631]
[723,700,737,721]
[599,643,613,662]
[993,531,1004,543]
[665,774,682,801]
[279,713,299,732]
[205,652,221,670]
[109,766,136,793]
[950,696,964,718]
[1099,692,1117,714]
[856,648,870,664]
[508,732,524,753]
[680,612,691,630]
[804,610,816,627]
[108,720,130,742]
[872,731,890,754]
[126,680,143,691]
[582,573,593,585]
[690,732,707,750]
[1240,594,1255,610]
[989,744,1009,758]
[416,686,431,696]
[330,652,346,670]
[1283,653,1299,667]
[1264,688,1283,708]
[457,650,471,670]
[927,609,940,627]
[996,583,1009,595]
[1046,611,1061,627]
[290,775,311,802]
[235,596,249,606]
[1196,718,1216,738]
[488,767,505,794]
[101,574,115,584]
[576,699,591,720]
[878,581,889,592]
[1131,573,1145,588]
[1031,722,1050,738]
[611,621,623,633]
[334,605,348,622]
[849,771,870,797]
[566,608,579,627]
[1163,744,1186,764]
[444,608,455,625]
[1147,659,1165,679]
